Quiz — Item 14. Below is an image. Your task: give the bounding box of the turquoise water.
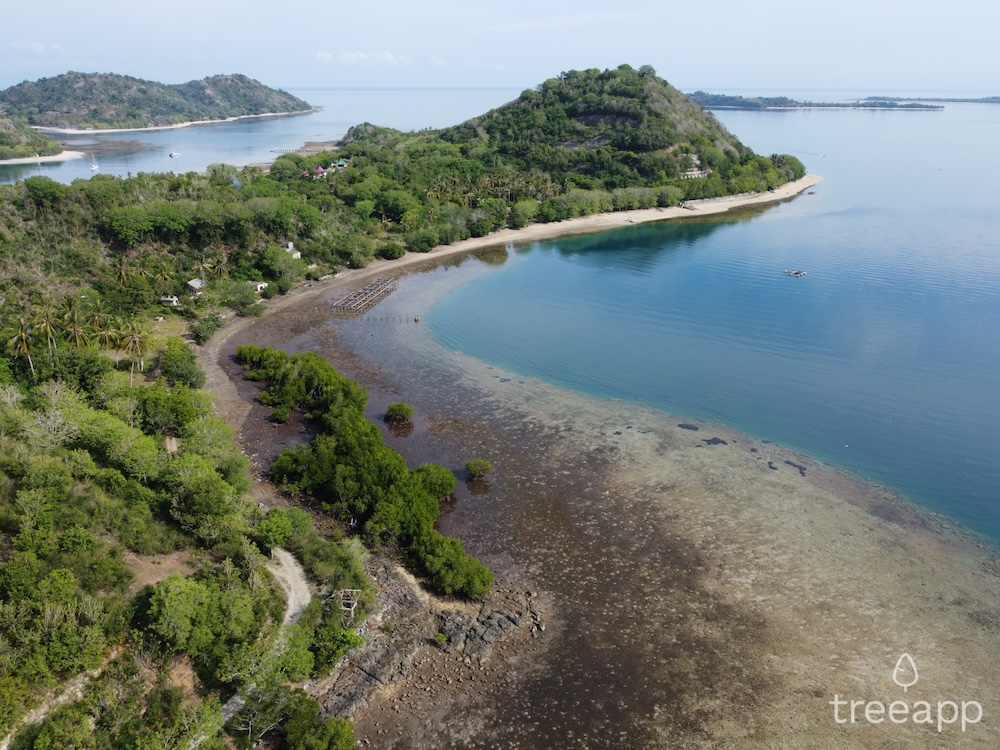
[426,103,1000,542]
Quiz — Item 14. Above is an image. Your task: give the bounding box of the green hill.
[0,72,313,130]
[0,116,62,159]
[440,65,751,186]
[331,64,805,230]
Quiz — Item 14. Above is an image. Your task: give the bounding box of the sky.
[3,0,999,94]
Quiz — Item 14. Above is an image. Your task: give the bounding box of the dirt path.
[0,647,123,750]
[268,547,312,626]
[218,546,312,726]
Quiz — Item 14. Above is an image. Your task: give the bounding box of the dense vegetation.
[236,345,493,599]
[0,338,366,748]
[0,116,61,160]
[688,91,943,110]
[0,72,312,130]
[0,66,807,343]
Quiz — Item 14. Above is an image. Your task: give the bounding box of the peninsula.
[689,91,944,110]
[864,94,1000,104]
[0,71,312,130]
[0,115,63,160]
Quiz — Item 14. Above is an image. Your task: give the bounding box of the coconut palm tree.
[153,262,174,291]
[33,302,60,353]
[134,255,153,281]
[62,308,90,348]
[114,254,131,286]
[86,298,110,331]
[92,316,120,360]
[192,256,215,286]
[4,317,35,378]
[120,321,150,387]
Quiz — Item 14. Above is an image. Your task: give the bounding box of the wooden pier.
[330,277,398,317]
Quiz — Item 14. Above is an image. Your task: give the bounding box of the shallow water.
[232,261,1000,748]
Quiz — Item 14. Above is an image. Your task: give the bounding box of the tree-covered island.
[0,72,313,130]
[0,64,809,747]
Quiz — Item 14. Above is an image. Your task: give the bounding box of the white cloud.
[316,51,334,62]
[12,41,65,55]
[489,10,647,34]
[337,51,411,66]
[430,53,446,68]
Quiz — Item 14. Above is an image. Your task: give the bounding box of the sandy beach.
[196,171,1000,746]
[31,108,318,135]
[199,173,820,354]
[0,149,86,165]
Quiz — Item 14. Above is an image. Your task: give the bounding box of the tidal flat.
[211,248,1000,749]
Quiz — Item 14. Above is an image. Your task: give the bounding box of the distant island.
[0,71,313,130]
[0,115,62,160]
[864,95,1000,104]
[688,91,943,110]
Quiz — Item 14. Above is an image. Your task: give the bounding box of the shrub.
[189,314,223,345]
[384,402,414,423]
[377,241,405,260]
[465,459,493,478]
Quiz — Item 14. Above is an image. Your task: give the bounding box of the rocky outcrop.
[313,558,544,720]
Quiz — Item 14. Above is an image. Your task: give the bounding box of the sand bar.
[30,108,318,135]
[0,150,86,165]
[197,173,821,431]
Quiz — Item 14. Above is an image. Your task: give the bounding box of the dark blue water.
[426,103,1000,542]
[0,86,522,185]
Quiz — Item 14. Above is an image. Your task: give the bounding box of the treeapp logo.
[892,653,918,692]
[830,654,983,732]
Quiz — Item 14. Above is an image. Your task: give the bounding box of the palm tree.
[62,308,90,348]
[5,317,35,378]
[134,256,153,281]
[212,257,228,279]
[192,256,215,285]
[120,321,150,387]
[114,254,131,286]
[153,262,174,290]
[86,298,109,331]
[92,317,120,360]
[33,302,60,353]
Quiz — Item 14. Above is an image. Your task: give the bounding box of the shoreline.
[204,172,821,345]
[30,107,318,135]
[0,149,86,165]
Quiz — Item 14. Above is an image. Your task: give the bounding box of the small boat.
[169,151,180,158]
[783,269,807,277]
[89,153,99,171]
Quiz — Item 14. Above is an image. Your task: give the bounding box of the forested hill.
[441,65,748,185]
[0,116,62,159]
[342,64,804,208]
[0,72,312,130]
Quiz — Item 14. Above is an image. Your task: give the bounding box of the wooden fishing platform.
[330,276,398,317]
